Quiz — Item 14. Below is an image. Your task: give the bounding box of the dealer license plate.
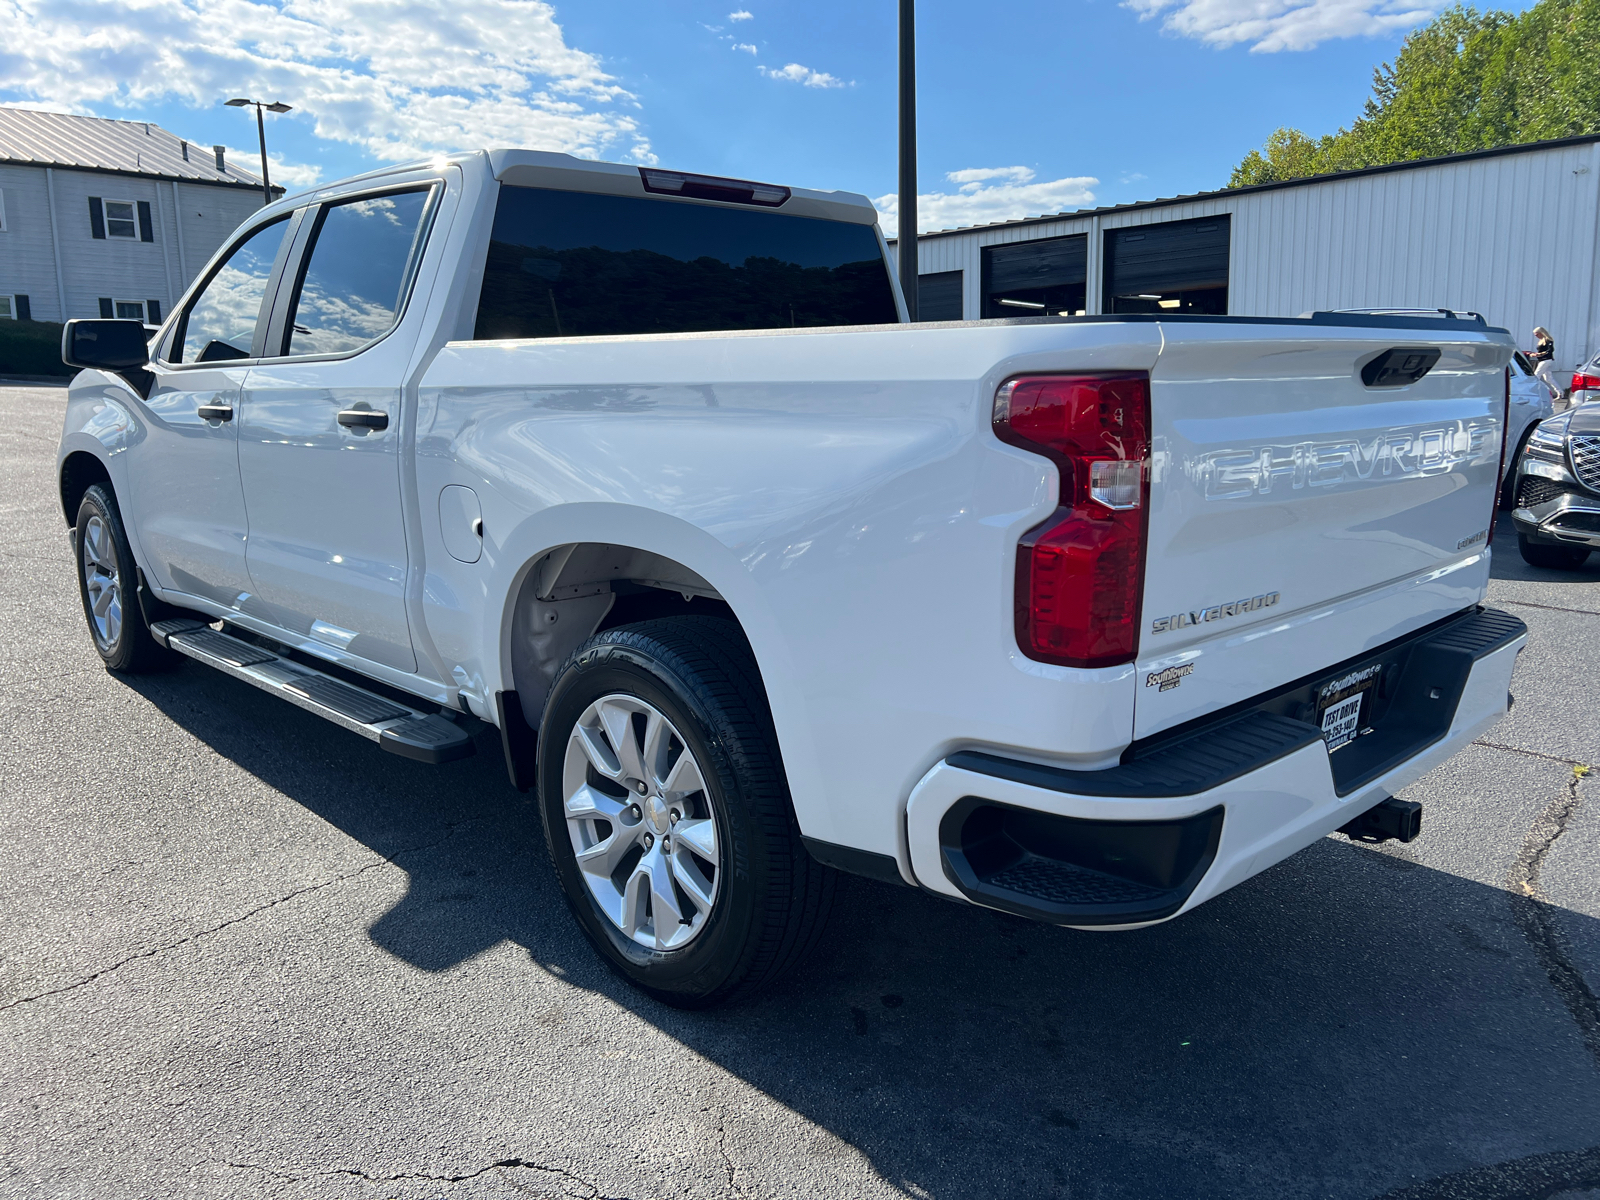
[1315,663,1383,752]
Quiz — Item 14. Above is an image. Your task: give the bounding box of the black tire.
[1517,531,1591,570]
[74,484,177,673]
[536,616,834,1008]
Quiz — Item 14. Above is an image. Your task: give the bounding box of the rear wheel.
[537,616,833,1007]
[1517,532,1591,571]
[74,484,176,673]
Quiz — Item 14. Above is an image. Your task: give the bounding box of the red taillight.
[1574,371,1600,391]
[995,373,1150,668]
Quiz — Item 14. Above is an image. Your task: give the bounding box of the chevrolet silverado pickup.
[57,150,1527,1006]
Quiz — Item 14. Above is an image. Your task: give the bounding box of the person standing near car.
[1531,326,1561,398]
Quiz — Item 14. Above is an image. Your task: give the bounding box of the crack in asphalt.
[227,1156,635,1197]
[1507,765,1600,1068]
[0,820,479,1014]
[1474,740,1588,766]
[1496,598,1600,618]
[713,1109,742,1198]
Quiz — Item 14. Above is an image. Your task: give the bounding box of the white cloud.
[732,42,758,54]
[729,9,754,19]
[1123,0,1439,51]
[0,0,656,166]
[221,145,323,190]
[758,63,850,89]
[946,166,1035,186]
[874,167,1099,238]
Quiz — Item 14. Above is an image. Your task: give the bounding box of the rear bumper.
[906,607,1526,928]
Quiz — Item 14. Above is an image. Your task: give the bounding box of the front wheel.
[1517,531,1591,571]
[537,616,833,1007]
[74,484,176,673]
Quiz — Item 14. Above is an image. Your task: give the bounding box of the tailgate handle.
[1361,347,1441,388]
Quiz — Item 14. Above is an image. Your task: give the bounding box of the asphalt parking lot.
[2,381,1598,1200]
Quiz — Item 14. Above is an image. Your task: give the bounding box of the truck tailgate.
[1134,321,1511,741]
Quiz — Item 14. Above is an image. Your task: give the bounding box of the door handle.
[197,404,234,422]
[337,409,389,431]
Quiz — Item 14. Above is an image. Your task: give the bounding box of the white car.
[1571,351,1600,407]
[56,151,1527,1006]
[1506,349,1559,504]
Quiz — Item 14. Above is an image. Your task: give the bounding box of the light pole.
[224,97,292,206]
[898,0,917,321]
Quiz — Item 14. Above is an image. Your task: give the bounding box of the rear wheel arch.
[494,540,756,790]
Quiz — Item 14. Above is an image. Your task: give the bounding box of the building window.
[114,299,147,321]
[104,200,138,239]
[0,295,14,319]
[0,187,7,231]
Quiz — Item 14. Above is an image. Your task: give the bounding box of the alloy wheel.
[561,693,721,951]
[80,514,123,651]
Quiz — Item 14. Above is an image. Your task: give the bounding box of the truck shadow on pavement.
[122,663,1600,1200]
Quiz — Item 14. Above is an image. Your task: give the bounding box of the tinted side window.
[475,186,899,340]
[173,218,289,363]
[282,191,431,357]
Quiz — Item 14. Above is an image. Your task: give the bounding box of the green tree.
[1228,0,1600,187]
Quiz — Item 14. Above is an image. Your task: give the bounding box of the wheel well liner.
[60,452,112,527]
[497,542,745,788]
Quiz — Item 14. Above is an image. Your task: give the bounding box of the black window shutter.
[15,295,31,321]
[88,197,106,239]
[137,200,154,242]
[146,299,162,323]
[98,298,114,318]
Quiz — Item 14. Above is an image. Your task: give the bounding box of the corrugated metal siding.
[916,140,1600,367]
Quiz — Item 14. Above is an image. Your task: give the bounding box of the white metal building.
[0,107,280,325]
[896,134,1600,370]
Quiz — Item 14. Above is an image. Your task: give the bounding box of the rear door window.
[172,217,289,363]
[475,185,898,340]
[279,190,433,358]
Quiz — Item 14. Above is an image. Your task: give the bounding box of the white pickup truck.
[58,150,1527,1007]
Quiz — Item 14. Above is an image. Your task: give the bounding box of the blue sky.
[0,0,1459,235]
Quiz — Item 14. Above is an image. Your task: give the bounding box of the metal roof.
[0,105,281,193]
[893,131,1600,243]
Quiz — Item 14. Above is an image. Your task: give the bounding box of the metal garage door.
[982,234,1087,318]
[917,270,964,321]
[1104,216,1230,315]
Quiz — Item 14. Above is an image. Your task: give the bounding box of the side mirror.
[62,319,151,371]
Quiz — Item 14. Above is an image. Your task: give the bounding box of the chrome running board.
[150,619,474,764]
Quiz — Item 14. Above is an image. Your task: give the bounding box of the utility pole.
[898,0,918,321]
[224,98,292,206]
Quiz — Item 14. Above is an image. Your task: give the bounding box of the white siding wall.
[0,164,268,323]
[51,167,179,321]
[170,180,270,291]
[0,164,65,320]
[916,139,1600,368]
